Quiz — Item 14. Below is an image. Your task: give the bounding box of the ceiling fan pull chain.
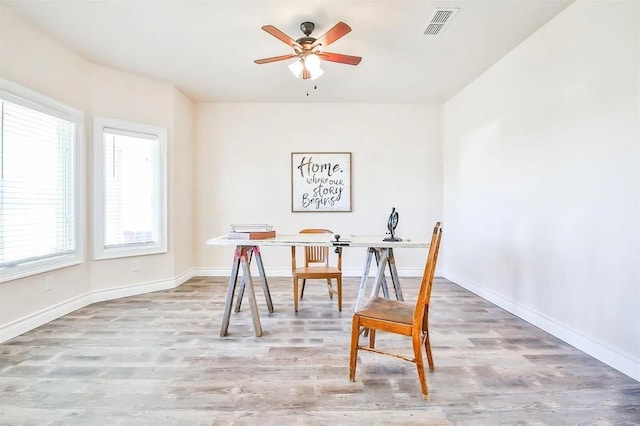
[306,84,318,96]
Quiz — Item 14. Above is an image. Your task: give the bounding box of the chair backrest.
[300,229,334,267]
[412,222,443,332]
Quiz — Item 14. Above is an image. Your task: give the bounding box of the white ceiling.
[4,0,574,103]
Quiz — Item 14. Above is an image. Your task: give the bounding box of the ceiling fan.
[254,21,362,80]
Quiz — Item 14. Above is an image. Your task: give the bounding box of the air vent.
[423,8,459,36]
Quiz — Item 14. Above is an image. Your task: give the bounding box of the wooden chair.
[291,229,343,312]
[349,222,442,399]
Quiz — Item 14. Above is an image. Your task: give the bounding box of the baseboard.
[441,270,640,382]
[90,268,195,304]
[0,268,196,344]
[0,293,94,344]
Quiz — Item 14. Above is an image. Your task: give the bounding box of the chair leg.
[424,330,434,371]
[349,315,361,382]
[337,276,342,312]
[326,278,333,299]
[412,333,429,398]
[293,277,299,313]
[300,279,306,299]
[368,329,376,349]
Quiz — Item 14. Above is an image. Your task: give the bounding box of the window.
[0,79,82,282]
[93,116,167,259]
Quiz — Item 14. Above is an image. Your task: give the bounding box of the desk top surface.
[206,234,429,248]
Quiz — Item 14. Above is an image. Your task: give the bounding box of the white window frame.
[93,116,167,260]
[0,78,84,283]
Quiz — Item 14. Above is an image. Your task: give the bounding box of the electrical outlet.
[44,276,54,291]
[132,260,140,271]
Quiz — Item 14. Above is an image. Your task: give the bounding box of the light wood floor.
[0,276,638,425]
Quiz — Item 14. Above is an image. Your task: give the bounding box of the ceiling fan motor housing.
[300,21,315,36]
[297,22,316,46]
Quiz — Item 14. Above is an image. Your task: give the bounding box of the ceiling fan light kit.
[288,53,324,80]
[255,21,362,80]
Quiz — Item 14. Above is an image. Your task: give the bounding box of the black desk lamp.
[383,207,402,242]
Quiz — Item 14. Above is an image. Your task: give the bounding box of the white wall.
[194,103,442,276]
[0,5,195,339]
[171,88,196,275]
[0,5,87,108]
[442,0,640,380]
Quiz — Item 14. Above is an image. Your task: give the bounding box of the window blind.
[102,129,158,248]
[0,99,76,268]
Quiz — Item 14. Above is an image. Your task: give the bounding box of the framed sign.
[291,152,351,212]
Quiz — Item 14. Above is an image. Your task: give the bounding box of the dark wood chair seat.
[355,297,414,326]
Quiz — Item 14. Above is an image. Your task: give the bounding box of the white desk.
[206,234,429,336]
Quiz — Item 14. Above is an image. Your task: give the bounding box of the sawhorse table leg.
[371,248,403,302]
[354,247,404,311]
[234,247,274,313]
[220,246,273,337]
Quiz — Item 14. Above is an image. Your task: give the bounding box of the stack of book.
[227,224,276,240]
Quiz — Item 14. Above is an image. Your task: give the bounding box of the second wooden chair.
[291,229,343,312]
[349,222,442,399]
